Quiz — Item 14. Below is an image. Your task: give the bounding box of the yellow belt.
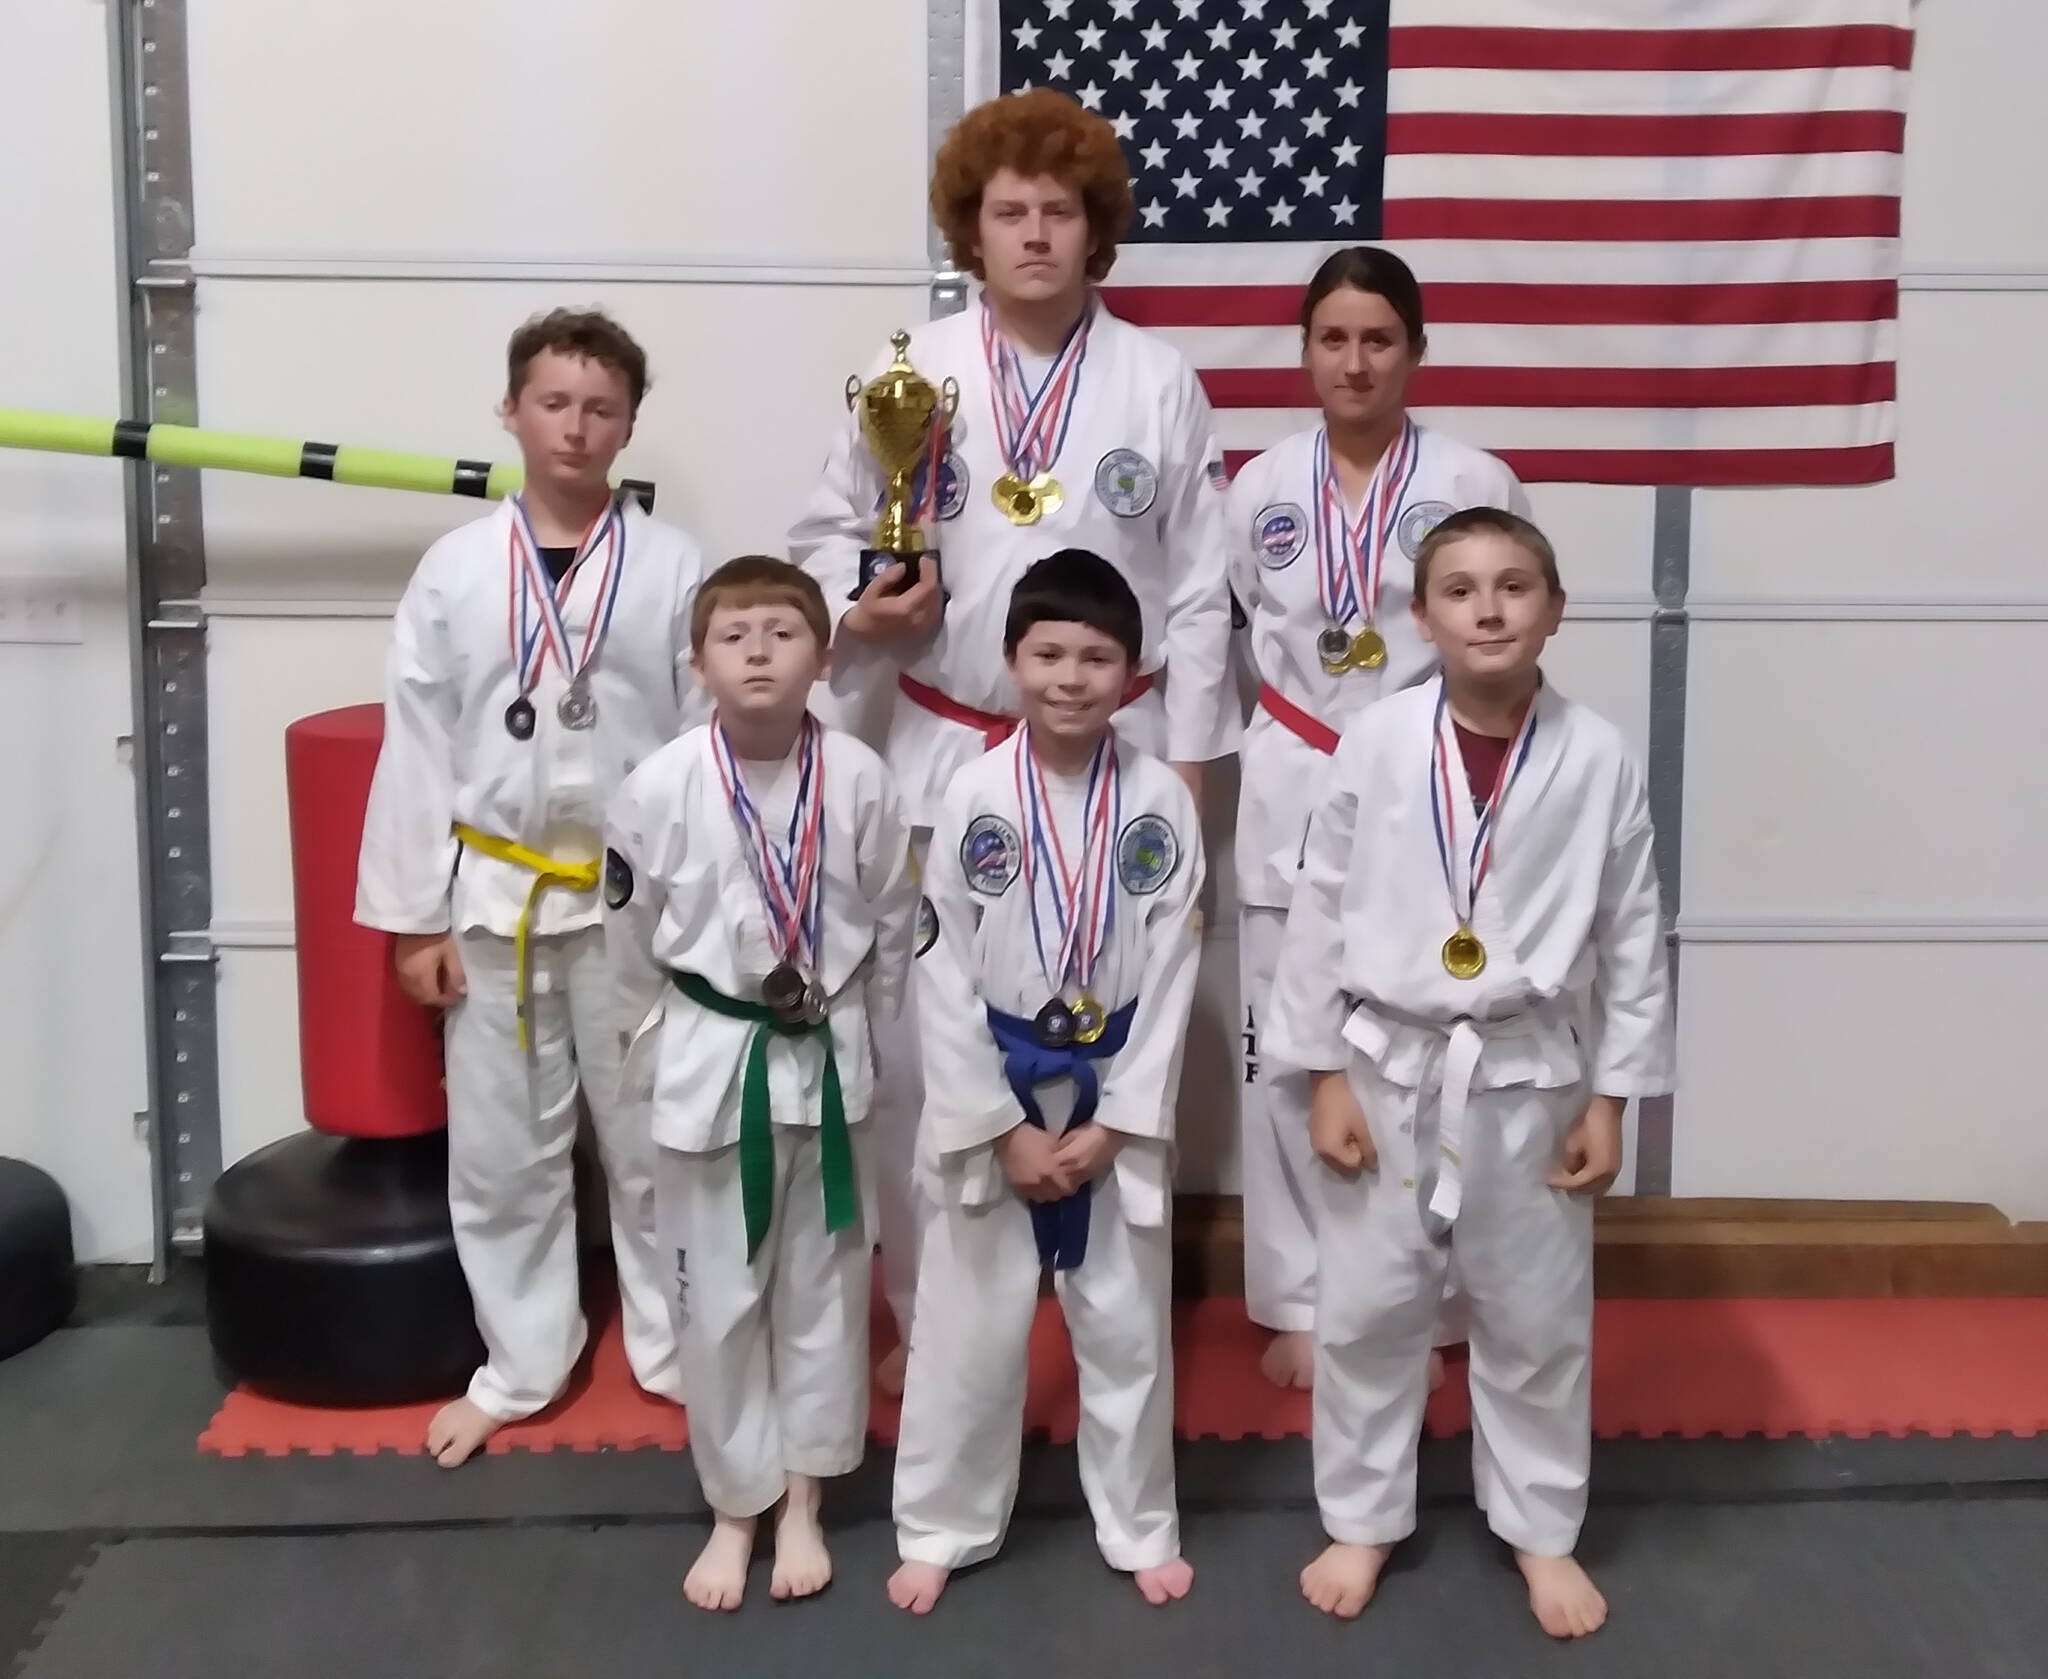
[452,823,600,1049]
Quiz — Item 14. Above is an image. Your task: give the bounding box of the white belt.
[1351,1001,1550,1231]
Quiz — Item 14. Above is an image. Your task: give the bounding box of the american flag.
[965,0,1912,485]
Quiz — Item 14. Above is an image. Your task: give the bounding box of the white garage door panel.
[208,616,393,929]
[187,0,932,268]
[1522,483,1653,606]
[1685,622,2048,919]
[1675,942,2048,1220]
[1693,293,2048,600]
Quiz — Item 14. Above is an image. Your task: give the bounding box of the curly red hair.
[930,90,1135,283]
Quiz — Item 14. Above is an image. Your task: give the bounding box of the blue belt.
[984,998,1138,1270]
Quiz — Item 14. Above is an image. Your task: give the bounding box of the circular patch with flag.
[961,814,1021,896]
[1117,814,1180,895]
[935,450,969,521]
[1254,502,1308,568]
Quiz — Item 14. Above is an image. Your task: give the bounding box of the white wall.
[10,0,2044,1240]
[0,3,154,1260]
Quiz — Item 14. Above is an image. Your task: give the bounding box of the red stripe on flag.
[1221,443,1895,486]
[1387,25,1915,73]
[1385,110,1907,158]
[1380,195,1901,242]
[1496,443,1895,485]
[1101,280,1898,330]
[1201,363,1895,411]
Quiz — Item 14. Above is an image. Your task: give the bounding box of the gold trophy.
[845,330,960,599]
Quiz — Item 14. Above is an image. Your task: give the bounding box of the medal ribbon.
[712,714,826,969]
[1013,729,1119,999]
[1427,681,1540,932]
[980,295,1093,481]
[507,494,626,696]
[1313,419,1420,630]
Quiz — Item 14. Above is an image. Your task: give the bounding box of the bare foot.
[770,1475,832,1602]
[886,1560,950,1615]
[875,1342,909,1398]
[1428,1349,1446,1392]
[425,1396,502,1469]
[684,1513,757,1612]
[1259,1330,1315,1391]
[1300,1541,1393,1619]
[1516,1550,1608,1639]
[1134,1556,1195,1605]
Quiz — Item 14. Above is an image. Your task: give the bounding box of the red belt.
[899,671,1155,749]
[1257,682,1339,755]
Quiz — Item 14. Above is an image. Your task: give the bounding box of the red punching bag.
[284,705,446,1138]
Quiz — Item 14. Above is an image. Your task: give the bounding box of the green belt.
[671,972,855,1261]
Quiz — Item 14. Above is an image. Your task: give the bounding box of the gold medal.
[1070,991,1107,1045]
[992,473,1038,525]
[1441,927,1487,980]
[1348,625,1388,670]
[1027,471,1064,518]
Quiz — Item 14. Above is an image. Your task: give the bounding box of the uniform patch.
[1253,501,1308,569]
[915,895,939,957]
[1205,457,1229,489]
[603,847,634,910]
[960,814,1022,896]
[1398,500,1458,560]
[1117,814,1180,895]
[1094,447,1159,517]
[935,449,969,521]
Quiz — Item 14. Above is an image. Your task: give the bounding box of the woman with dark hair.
[1229,246,1529,1391]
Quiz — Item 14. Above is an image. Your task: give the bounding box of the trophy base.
[852,547,943,601]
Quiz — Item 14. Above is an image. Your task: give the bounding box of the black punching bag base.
[0,1156,77,1361]
[203,1130,485,1408]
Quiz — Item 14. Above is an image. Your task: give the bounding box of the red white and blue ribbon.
[1313,418,1419,630]
[506,494,626,697]
[1428,681,1540,931]
[981,295,1093,481]
[1013,729,1119,999]
[712,714,826,968]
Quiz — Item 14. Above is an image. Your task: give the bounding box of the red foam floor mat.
[200,1293,2048,1458]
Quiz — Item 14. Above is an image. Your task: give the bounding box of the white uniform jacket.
[1264,678,1673,1105]
[788,298,1240,823]
[604,724,919,1154]
[915,735,1206,1229]
[1227,424,1526,911]
[356,499,708,938]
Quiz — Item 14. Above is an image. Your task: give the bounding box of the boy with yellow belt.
[356,309,708,1467]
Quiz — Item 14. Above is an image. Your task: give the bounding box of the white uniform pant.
[1240,906,1468,1341]
[444,928,680,1420]
[1313,1055,1593,1557]
[893,1158,1180,1574]
[869,829,935,1340]
[654,1128,872,1518]
[1237,905,1320,1331]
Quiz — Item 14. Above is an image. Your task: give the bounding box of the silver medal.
[557,680,597,730]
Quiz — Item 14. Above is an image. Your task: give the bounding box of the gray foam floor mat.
[17,1499,2048,1679]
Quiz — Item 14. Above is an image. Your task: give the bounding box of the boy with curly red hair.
[789,86,1238,1403]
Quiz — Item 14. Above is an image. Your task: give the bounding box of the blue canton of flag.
[998,0,1392,243]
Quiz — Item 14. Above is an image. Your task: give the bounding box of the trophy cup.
[845,330,960,600]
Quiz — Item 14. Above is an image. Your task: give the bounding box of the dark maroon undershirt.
[1454,722,1512,809]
